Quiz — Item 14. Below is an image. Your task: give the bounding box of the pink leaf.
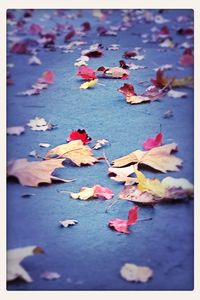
[94,185,114,200]
[179,49,194,66]
[38,70,55,84]
[143,132,163,150]
[11,42,28,54]
[29,24,42,35]
[77,66,97,80]
[108,206,138,234]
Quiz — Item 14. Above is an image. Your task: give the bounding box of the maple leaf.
[7,246,44,282]
[108,206,138,234]
[38,70,55,84]
[27,117,56,131]
[45,140,100,166]
[97,66,129,79]
[118,83,169,104]
[7,158,74,187]
[70,185,114,200]
[119,170,193,205]
[7,126,25,136]
[120,263,153,283]
[80,79,98,89]
[67,129,91,144]
[143,132,163,150]
[151,69,193,88]
[59,219,78,228]
[108,165,138,185]
[112,143,183,173]
[77,66,97,80]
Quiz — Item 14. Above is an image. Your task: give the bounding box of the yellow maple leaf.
[135,170,166,198]
[70,186,95,200]
[45,140,99,166]
[112,143,182,173]
[80,79,98,89]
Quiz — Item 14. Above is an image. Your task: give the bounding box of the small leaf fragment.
[120,263,153,283]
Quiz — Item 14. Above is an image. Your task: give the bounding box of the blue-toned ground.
[7,9,194,290]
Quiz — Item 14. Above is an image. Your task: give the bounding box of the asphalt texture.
[7,9,194,291]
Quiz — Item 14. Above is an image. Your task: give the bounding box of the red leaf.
[77,66,97,80]
[108,206,138,234]
[29,24,42,35]
[94,185,114,200]
[127,206,138,225]
[158,26,170,38]
[118,83,136,97]
[81,22,91,32]
[143,132,163,150]
[177,27,193,36]
[38,70,55,84]
[64,30,76,42]
[67,129,91,144]
[11,42,28,54]
[179,49,194,66]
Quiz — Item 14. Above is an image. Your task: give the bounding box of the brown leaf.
[120,263,153,283]
[45,140,100,166]
[112,143,182,173]
[119,185,156,204]
[7,158,72,187]
[7,246,44,282]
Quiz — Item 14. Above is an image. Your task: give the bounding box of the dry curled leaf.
[70,185,114,200]
[7,126,25,136]
[93,139,109,150]
[108,165,138,185]
[120,263,153,283]
[45,140,100,166]
[59,219,78,228]
[119,170,193,204]
[151,69,193,88]
[7,158,74,187]
[97,66,129,79]
[7,246,44,282]
[112,143,182,173]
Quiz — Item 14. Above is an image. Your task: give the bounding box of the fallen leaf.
[41,271,61,280]
[93,139,109,150]
[108,206,138,234]
[29,23,42,35]
[123,48,144,60]
[7,246,44,282]
[112,143,182,173]
[143,132,163,150]
[167,90,187,98]
[77,65,97,80]
[70,185,114,200]
[118,83,169,104]
[163,109,173,118]
[38,70,55,84]
[27,117,56,131]
[80,79,98,89]
[11,42,28,54]
[64,29,76,42]
[39,143,51,148]
[81,43,103,57]
[17,88,40,96]
[159,38,174,48]
[59,219,78,228]
[179,48,194,66]
[119,170,193,204]
[45,140,100,166]
[7,158,73,187]
[108,165,138,185]
[7,126,25,136]
[97,66,129,79]
[74,55,89,67]
[120,263,153,282]
[28,55,42,65]
[151,69,193,88]
[67,129,91,144]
